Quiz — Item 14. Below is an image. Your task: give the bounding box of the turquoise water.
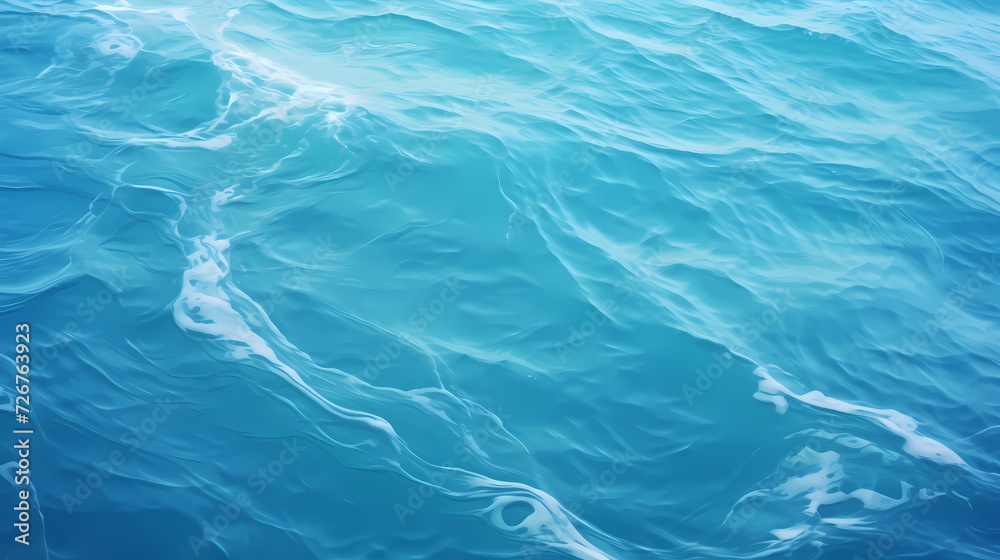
[1,0,999,558]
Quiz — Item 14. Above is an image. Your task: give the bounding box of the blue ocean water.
[1,0,1000,558]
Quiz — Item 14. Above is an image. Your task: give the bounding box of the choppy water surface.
[1,0,999,558]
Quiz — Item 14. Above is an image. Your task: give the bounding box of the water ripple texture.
[1,0,999,559]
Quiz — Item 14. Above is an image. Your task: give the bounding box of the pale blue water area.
[1,1,999,559]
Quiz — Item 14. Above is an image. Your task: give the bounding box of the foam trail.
[169,180,619,559]
[753,366,966,466]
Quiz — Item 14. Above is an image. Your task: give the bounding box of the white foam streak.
[754,367,965,465]
[173,233,396,436]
